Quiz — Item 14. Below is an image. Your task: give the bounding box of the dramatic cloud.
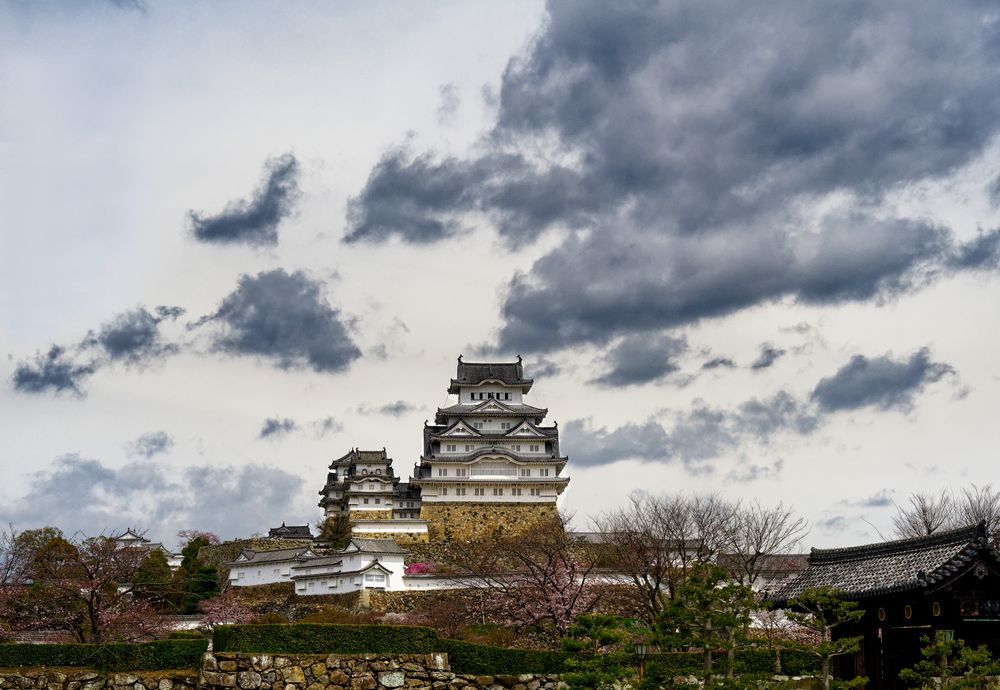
[0,453,306,543]
[188,154,300,246]
[810,348,955,413]
[11,346,96,396]
[751,344,787,371]
[565,391,815,471]
[126,431,174,458]
[83,306,184,365]
[259,417,297,439]
[11,305,184,395]
[358,400,418,417]
[209,269,361,373]
[702,356,736,370]
[348,1,1000,350]
[591,333,687,387]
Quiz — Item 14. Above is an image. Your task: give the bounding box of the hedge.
[440,639,569,674]
[212,624,821,676]
[213,624,439,655]
[0,639,208,672]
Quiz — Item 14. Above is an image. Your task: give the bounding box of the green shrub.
[779,648,822,676]
[212,624,439,655]
[0,639,208,672]
[441,639,570,674]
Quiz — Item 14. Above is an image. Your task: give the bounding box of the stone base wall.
[349,511,394,522]
[351,532,429,544]
[201,653,562,690]
[419,502,559,542]
[0,669,197,690]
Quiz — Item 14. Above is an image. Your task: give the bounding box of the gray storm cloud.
[345,1,1000,351]
[209,268,361,373]
[189,154,301,246]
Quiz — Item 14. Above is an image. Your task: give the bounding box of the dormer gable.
[439,420,480,437]
[470,399,513,414]
[508,420,546,437]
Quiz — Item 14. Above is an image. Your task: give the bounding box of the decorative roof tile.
[772,523,995,603]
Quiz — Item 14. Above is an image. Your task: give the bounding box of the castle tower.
[318,448,427,542]
[413,356,570,541]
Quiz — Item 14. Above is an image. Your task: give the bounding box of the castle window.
[530,488,541,496]
[446,444,456,452]
[474,488,485,496]
[493,488,503,496]
[362,469,368,475]
[441,488,448,496]
[455,468,467,476]
[407,501,413,507]
[375,469,381,474]
[505,393,511,400]
[464,444,472,451]
[501,422,511,430]
[438,468,448,476]
[363,498,370,504]
[488,392,494,399]
[514,444,521,451]
[456,487,466,496]
[530,444,540,452]
[374,498,380,504]
[511,488,522,496]
[520,468,530,476]
[540,469,550,476]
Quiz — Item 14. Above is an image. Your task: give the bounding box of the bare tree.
[592,492,740,625]
[957,485,1000,534]
[892,489,958,538]
[723,501,808,588]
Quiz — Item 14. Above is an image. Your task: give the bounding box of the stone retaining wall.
[0,669,197,690]
[419,503,558,542]
[201,653,564,690]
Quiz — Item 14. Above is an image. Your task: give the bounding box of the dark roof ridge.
[809,523,984,564]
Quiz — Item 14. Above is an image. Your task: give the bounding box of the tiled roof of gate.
[350,538,409,554]
[772,523,994,603]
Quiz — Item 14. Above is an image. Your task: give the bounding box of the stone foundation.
[419,503,559,542]
[351,532,429,543]
[349,511,394,522]
[0,669,197,690]
[200,653,563,690]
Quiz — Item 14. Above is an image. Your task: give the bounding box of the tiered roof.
[447,356,533,394]
[772,523,999,603]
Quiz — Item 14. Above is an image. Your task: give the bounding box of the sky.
[2,0,999,551]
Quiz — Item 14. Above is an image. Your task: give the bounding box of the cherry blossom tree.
[450,514,602,643]
[198,590,252,626]
[8,529,168,643]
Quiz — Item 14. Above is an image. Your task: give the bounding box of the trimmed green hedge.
[0,639,208,672]
[440,639,569,674]
[212,624,822,676]
[213,624,439,655]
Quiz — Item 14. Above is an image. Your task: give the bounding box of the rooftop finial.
[517,355,522,364]
[458,354,463,363]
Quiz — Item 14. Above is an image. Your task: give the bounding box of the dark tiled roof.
[435,402,548,423]
[329,448,390,469]
[448,357,533,393]
[422,446,568,465]
[717,553,810,574]
[350,538,409,554]
[268,523,312,539]
[291,556,343,569]
[773,524,994,603]
[227,546,314,565]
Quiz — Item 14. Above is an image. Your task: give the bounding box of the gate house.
[774,523,1000,690]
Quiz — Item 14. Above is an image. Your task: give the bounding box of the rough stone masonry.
[200,653,565,690]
